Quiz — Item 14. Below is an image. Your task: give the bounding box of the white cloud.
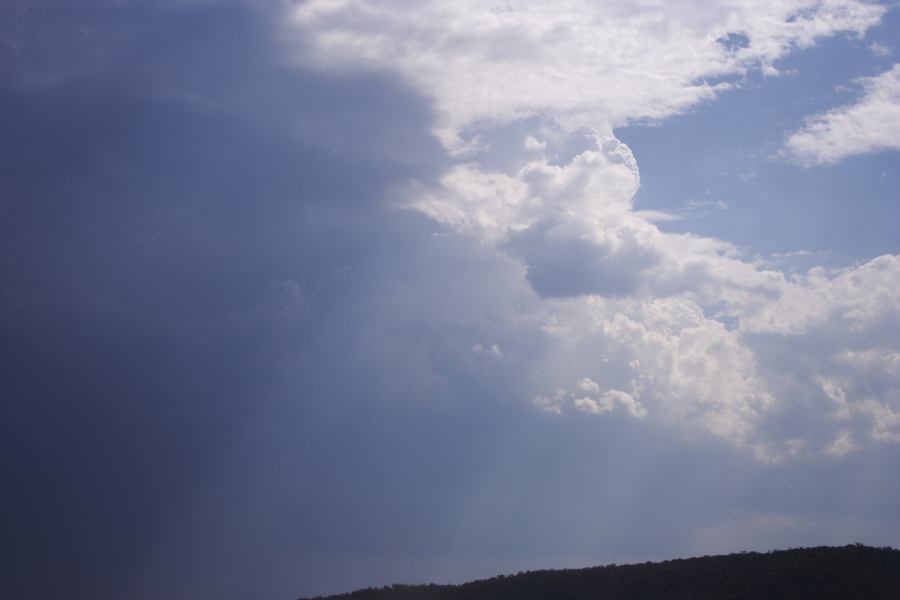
[738,254,900,335]
[826,430,860,456]
[783,63,900,165]
[869,41,891,57]
[405,128,900,461]
[523,136,546,151]
[533,295,773,451]
[289,0,900,462]
[532,389,566,415]
[571,377,648,418]
[291,0,885,146]
[404,132,783,303]
[405,134,661,297]
[472,343,503,357]
[524,252,900,461]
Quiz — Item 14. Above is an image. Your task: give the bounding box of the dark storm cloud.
[0,2,448,598]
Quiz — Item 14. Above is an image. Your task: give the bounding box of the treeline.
[300,544,900,600]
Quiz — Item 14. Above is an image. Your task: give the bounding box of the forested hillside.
[301,545,900,600]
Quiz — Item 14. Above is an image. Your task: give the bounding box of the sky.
[1,1,899,599]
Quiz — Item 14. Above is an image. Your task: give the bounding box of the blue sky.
[621,10,900,266]
[1,2,899,599]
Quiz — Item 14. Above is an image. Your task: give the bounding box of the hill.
[300,544,900,600]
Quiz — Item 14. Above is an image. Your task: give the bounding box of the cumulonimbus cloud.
[290,0,899,462]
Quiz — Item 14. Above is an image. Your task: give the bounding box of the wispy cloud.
[783,63,900,166]
[869,41,891,57]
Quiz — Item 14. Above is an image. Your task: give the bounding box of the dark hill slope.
[301,545,900,600]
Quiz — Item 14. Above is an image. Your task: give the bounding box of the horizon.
[298,544,900,598]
